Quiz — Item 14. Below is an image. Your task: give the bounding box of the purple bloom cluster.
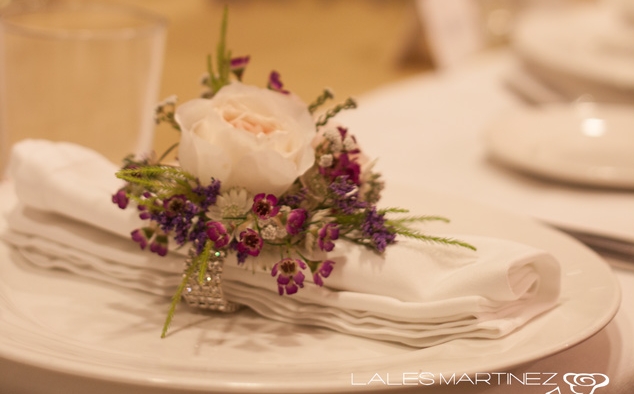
[131,227,168,256]
[271,258,306,295]
[206,221,229,248]
[326,153,361,185]
[187,219,209,255]
[252,193,280,220]
[236,228,263,264]
[112,189,129,209]
[361,207,396,253]
[267,71,289,95]
[286,208,307,235]
[192,179,221,211]
[230,56,250,81]
[318,223,339,252]
[313,260,335,287]
[151,195,200,246]
[329,176,367,214]
[278,187,307,209]
[318,127,362,185]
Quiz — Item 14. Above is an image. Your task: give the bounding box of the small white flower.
[261,224,278,240]
[208,187,252,221]
[319,154,333,168]
[276,226,288,239]
[323,127,343,153]
[342,135,356,151]
[159,94,178,107]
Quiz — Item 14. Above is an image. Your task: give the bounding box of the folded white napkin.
[1,140,561,347]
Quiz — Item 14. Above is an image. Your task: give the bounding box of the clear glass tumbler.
[0,2,167,175]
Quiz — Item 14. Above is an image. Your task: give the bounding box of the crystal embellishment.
[182,249,242,312]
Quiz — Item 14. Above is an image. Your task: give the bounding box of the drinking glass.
[0,2,167,175]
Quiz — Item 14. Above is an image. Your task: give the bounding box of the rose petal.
[175,82,315,193]
[229,150,298,195]
[185,125,232,185]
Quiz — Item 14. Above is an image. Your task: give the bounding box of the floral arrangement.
[112,9,474,337]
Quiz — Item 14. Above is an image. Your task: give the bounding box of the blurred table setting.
[0,0,633,393]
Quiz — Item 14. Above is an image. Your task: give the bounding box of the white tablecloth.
[336,50,634,394]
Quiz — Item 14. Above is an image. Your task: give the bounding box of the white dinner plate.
[484,103,634,190]
[0,182,620,393]
[513,5,634,103]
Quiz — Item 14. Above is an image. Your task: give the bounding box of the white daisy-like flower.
[207,187,252,221]
[319,154,333,168]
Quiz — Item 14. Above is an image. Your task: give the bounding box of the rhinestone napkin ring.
[182,248,242,312]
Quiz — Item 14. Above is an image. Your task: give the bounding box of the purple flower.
[329,176,367,214]
[361,207,396,253]
[192,179,221,211]
[267,71,289,94]
[230,56,250,80]
[138,205,150,220]
[313,260,335,287]
[321,153,361,185]
[206,221,229,249]
[237,228,263,259]
[318,223,339,252]
[252,193,280,220]
[163,195,187,214]
[271,258,307,295]
[149,234,169,257]
[188,220,209,255]
[149,194,199,247]
[112,189,128,209]
[131,228,152,250]
[278,188,307,208]
[286,208,307,235]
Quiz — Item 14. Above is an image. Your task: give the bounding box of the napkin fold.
[1,140,561,347]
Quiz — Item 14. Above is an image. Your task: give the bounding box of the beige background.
[1,0,591,162]
[110,0,429,156]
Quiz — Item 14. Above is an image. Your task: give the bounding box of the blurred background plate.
[512,4,634,103]
[484,103,634,190]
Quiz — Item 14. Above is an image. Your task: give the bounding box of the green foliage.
[308,88,334,114]
[316,97,357,127]
[206,7,232,96]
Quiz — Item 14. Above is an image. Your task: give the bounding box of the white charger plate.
[0,182,620,393]
[483,103,634,190]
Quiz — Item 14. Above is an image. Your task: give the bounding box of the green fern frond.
[395,229,476,251]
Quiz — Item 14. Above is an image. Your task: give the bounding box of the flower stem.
[161,257,199,338]
[197,240,214,285]
[157,142,180,164]
[308,88,334,114]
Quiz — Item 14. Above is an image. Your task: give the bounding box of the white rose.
[175,82,316,195]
